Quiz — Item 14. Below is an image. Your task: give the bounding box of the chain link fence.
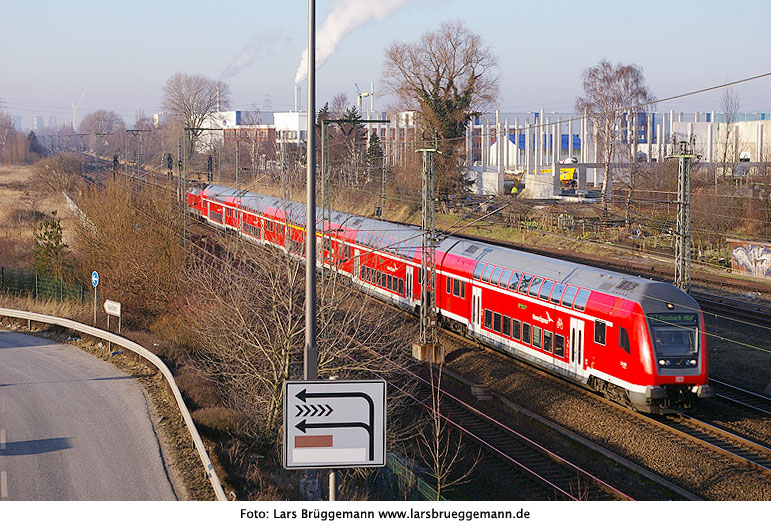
[0,267,87,304]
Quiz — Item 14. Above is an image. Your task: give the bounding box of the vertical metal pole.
[304,0,318,381]
[235,142,240,190]
[418,148,437,347]
[329,470,336,501]
[93,286,97,326]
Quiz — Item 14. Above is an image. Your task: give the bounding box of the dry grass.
[0,164,77,268]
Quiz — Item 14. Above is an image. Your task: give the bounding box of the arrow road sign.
[283,380,386,470]
[91,271,99,288]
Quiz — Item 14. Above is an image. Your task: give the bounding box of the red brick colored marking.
[295,435,333,448]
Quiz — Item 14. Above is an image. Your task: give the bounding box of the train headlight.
[689,359,697,366]
[659,360,666,366]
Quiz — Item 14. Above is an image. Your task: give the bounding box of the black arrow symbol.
[295,388,375,461]
[295,419,373,460]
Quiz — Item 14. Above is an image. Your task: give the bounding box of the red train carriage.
[187,183,713,414]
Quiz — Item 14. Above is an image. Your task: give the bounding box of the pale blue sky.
[2,0,770,128]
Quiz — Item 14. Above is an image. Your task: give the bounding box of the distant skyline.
[2,0,770,130]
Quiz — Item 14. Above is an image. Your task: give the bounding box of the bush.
[191,407,246,437]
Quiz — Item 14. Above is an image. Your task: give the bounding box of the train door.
[470,286,482,334]
[569,317,584,379]
[406,267,413,302]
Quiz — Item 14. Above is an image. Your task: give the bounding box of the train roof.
[195,184,694,312]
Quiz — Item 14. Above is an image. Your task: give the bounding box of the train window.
[502,315,511,336]
[528,277,543,298]
[500,270,512,287]
[550,283,565,304]
[473,262,485,281]
[539,280,554,300]
[460,281,466,299]
[619,327,630,354]
[453,278,460,297]
[518,274,532,294]
[512,319,521,340]
[377,271,382,286]
[484,309,492,329]
[446,277,452,294]
[399,279,404,296]
[594,321,606,345]
[387,276,393,291]
[522,323,531,344]
[533,326,542,348]
[481,265,495,283]
[543,331,553,353]
[509,271,521,290]
[491,267,503,284]
[554,334,565,357]
[561,286,578,308]
[493,312,502,333]
[574,289,590,311]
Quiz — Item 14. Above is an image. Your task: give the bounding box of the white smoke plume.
[294,0,414,85]
[222,30,292,79]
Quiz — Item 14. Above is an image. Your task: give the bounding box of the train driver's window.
[594,320,606,345]
[619,327,630,354]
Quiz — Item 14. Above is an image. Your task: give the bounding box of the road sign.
[103,299,121,317]
[283,380,386,470]
[91,271,99,288]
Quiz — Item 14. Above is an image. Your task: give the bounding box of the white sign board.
[103,299,121,317]
[283,380,386,470]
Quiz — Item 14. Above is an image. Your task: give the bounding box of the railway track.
[709,379,771,416]
[653,414,771,475]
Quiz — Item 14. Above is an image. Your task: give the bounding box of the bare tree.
[161,73,231,156]
[0,107,14,161]
[382,20,498,192]
[576,60,654,215]
[718,86,740,186]
[182,234,417,450]
[78,110,125,156]
[30,153,83,194]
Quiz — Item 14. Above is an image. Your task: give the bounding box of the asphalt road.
[0,330,176,500]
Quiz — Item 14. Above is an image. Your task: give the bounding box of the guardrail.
[0,307,227,501]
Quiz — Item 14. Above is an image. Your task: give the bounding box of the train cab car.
[188,183,713,414]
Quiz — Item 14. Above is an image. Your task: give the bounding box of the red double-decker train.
[188,183,713,413]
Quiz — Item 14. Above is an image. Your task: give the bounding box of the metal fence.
[0,267,86,303]
[386,452,444,501]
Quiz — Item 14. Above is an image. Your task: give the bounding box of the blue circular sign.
[91,271,99,288]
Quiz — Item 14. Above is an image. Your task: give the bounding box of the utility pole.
[412,147,443,363]
[304,0,318,382]
[667,139,699,293]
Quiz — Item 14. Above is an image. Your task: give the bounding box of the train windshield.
[648,313,699,369]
